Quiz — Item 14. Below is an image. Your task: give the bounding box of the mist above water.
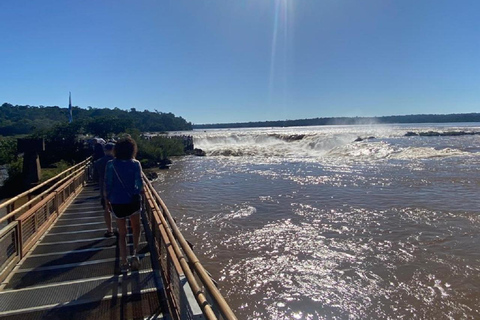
[192,124,479,161]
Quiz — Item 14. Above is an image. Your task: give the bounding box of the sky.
[1,0,479,124]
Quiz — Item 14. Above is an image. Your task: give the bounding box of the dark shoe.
[104,231,115,238]
[131,256,140,271]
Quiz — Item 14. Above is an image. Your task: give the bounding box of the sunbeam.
[268,0,293,115]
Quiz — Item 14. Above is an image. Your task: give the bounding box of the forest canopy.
[0,103,192,136]
[193,113,480,129]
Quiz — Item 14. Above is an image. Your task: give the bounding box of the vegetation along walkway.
[0,184,167,319]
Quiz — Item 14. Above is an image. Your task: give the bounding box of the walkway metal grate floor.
[0,184,167,320]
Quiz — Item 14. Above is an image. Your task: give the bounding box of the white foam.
[191,125,476,161]
[216,206,257,222]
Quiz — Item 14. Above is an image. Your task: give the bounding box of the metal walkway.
[0,184,167,320]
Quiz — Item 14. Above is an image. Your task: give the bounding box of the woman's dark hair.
[114,136,137,160]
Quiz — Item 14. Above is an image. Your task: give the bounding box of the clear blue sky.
[1,0,479,124]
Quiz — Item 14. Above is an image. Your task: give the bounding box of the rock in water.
[145,171,158,180]
[194,148,206,156]
[159,158,172,169]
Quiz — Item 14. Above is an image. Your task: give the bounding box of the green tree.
[86,117,133,138]
[0,137,17,165]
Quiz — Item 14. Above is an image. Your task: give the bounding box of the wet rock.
[193,148,206,156]
[354,136,375,142]
[419,131,441,137]
[140,160,157,169]
[145,171,158,180]
[270,134,306,142]
[186,148,206,156]
[285,134,306,141]
[159,158,172,169]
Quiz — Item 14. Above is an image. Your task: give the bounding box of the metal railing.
[0,158,93,226]
[0,157,236,319]
[0,158,91,284]
[142,172,237,320]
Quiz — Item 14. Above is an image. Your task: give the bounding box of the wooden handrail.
[16,192,56,223]
[0,157,91,212]
[142,172,237,320]
[0,157,91,284]
[143,184,217,319]
[0,158,92,224]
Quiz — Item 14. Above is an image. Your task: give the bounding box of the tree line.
[193,113,480,129]
[0,103,193,196]
[0,103,192,136]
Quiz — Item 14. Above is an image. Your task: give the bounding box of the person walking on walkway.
[105,137,144,273]
[93,142,115,237]
[92,139,105,161]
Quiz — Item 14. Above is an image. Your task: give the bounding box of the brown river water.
[153,124,480,319]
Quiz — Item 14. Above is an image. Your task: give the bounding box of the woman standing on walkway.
[105,136,143,273]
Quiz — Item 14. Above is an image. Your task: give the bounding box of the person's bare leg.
[129,213,141,270]
[130,213,141,255]
[104,202,113,233]
[116,218,128,266]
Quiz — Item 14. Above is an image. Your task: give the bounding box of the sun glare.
[269,0,294,112]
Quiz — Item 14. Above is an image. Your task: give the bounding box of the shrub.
[2,157,24,196]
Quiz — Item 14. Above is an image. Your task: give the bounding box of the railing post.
[34,210,38,235]
[54,191,59,217]
[7,203,14,214]
[7,203,15,223]
[17,221,23,259]
[83,165,88,186]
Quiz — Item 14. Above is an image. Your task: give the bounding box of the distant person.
[92,139,105,161]
[93,142,115,237]
[105,137,144,273]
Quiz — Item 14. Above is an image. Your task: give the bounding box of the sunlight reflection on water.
[155,125,480,319]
